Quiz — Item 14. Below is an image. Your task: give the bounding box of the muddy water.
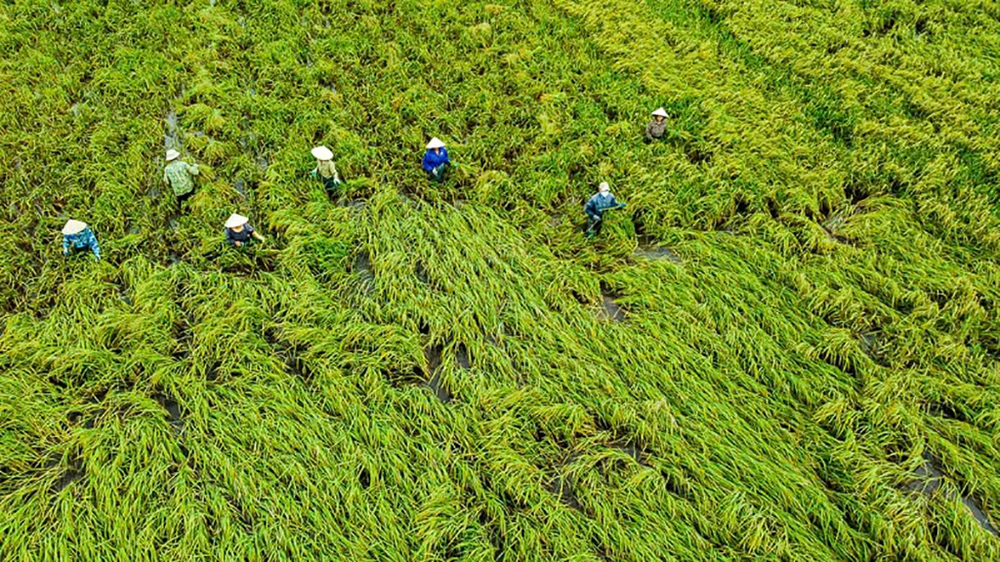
[600,294,625,322]
[634,245,681,262]
[353,251,375,295]
[906,451,999,536]
[164,108,180,150]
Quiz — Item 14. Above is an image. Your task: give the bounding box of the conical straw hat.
[225,213,249,228]
[651,107,668,118]
[166,149,180,161]
[311,146,333,160]
[426,137,445,149]
[62,219,87,235]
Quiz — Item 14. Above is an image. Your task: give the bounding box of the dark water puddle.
[152,391,183,434]
[352,251,375,295]
[600,294,625,322]
[48,375,68,390]
[456,343,471,370]
[905,451,999,536]
[53,456,84,492]
[547,474,583,513]
[415,261,430,284]
[420,344,452,403]
[963,496,999,536]
[284,350,312,383]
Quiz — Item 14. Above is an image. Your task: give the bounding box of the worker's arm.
[225,228,236,246]
[88,231,101,260]
[644,122,654,141]
[422,152,434,172]
[188,162,200,176]
[252,230,266,242]
[62,235,70,256]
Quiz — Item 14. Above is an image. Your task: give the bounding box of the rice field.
[2,0,1000,559]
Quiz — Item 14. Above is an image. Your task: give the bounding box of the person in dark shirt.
[224,213,265,247]
[645,107,668,142]
[584,182,626,238]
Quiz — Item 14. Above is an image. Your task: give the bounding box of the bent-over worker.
[224,213,266,248]
[62,219,101,260]
[584,182,626,238]
[422,137,451,182]
[310,145,341,197]
[163,149,200,210]
[645,108,668,143]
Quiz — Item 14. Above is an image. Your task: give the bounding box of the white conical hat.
[311,145,333,160]
[599,182,610,192]
[166,149,180,161]
[62,219,87,235]
[224,213,249,228]
[651,107,668,118]
[426,137,445,149]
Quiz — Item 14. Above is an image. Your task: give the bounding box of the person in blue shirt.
[62,219,101,260]
[584,182,626,238]
[422,137,451,182]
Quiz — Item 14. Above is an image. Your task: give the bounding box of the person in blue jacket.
[584,182,626,238]
[61,219,101,260]
[422,137,451,182]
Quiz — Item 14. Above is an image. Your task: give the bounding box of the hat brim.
[224,214,249,228]
[311,146,333,160]
[62,220,87,235]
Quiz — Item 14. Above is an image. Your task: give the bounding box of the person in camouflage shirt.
[61,219,101,260]
[163,149,200,210]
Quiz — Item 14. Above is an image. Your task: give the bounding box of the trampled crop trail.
[3,0,1000,559]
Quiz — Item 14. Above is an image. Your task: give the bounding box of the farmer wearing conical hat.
[584,182,626,239]
[224,213,265,248]
[645,108,669,143]
[310,145,341,197]
[422,137,451,182]
[61,219,101,260]
[163,149,200,210]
